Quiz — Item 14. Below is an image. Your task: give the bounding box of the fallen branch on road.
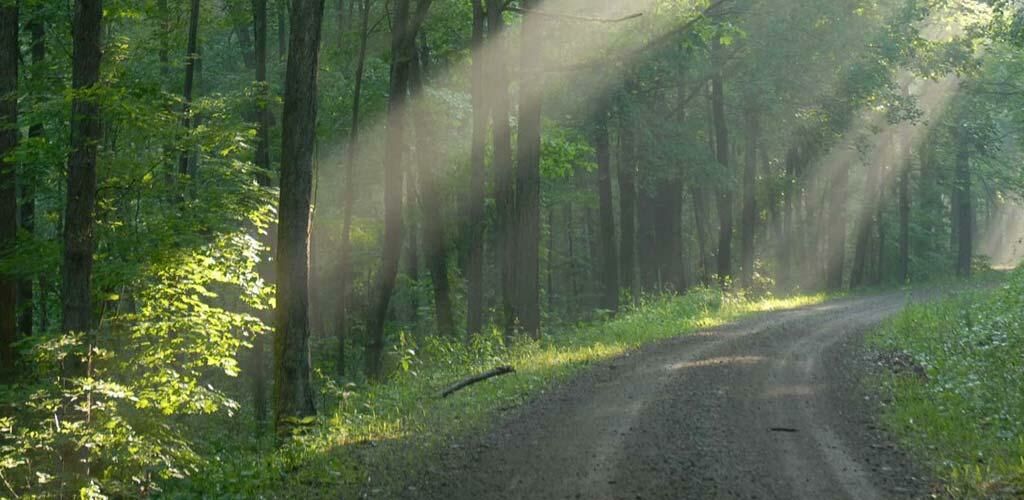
[440,366,516,398]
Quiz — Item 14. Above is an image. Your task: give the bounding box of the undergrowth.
[869,270,1024,498]
[168,287,826,498]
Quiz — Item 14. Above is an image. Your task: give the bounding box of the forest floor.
[404,291,941,499]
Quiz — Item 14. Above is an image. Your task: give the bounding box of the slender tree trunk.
[63,0,103,368]
[336,0,369,379]
[17,19,45,340]
[178,0,201,177]
[250,0,271,424]
[277,0,287,61]
[487,0,516,337]
[898,166,910,284]
[515,0,543,337]
[565,203,578,315]
[465,0,487,337]
[691,187,711,285]
[366,0,432,378]
[874,184,886,285]
[711,37,732,283]
[403,162,420,322]
[593,105,618,313]
[410,42,455,337]
[825,163,848,291]
[740,106,759,288]
[274,0,324,435]
[617,118,637,301]
[0,1,18,378]
[955,127,972,277]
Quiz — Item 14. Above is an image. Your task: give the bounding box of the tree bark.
[63,0,103,368]
[954,126,971,277]
[251,0,271,425]
[365,0,432,378]
[711,36,732,283]
[898,165,910,284]
[17,18,44,340]
[825,162,848,291]
[178,0,201,177]
[336,0,369,379]
[515,1,543,337]
[465,0,487,337]
[273,0,324,434]
[654,179,684,291]
[740,106,758,288]
[0,1,18,378]
[617,116,637,300]
[593,104,618,313]
[410,41,455,337]
[637,183,658,291]
[487,0,516,338]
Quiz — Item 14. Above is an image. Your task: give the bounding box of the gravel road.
[409,292,933,499]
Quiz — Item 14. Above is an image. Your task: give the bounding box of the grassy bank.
[868,271,1024,498]
[171,288,826,498]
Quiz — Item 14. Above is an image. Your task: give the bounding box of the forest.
[1,0,1024,497]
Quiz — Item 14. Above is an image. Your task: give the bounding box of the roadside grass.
[868,269,1024,498]
[171,287,827,498]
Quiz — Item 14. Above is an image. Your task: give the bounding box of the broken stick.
[440,365,516,398]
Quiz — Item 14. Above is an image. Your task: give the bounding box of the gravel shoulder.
[407,293,934,499]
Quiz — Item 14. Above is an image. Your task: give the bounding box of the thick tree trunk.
[336,0,370,378]
[740,106,758,288]
[593,106,618,313]
[0,1,18,378]
[654,179,684,291]
[465,0,486,337]
[825,162,848,291]
[617,119,637,300]
[274,0,324,434]
[898,166,910,284]
[410,41,455,337]
[487,0,516,337]
[637,184,658,291]
[955,127,971,277]
[515,0,543,337]
[711,37,732,283]
[179,0,201,177]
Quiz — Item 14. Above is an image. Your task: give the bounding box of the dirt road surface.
[409,293,933,499]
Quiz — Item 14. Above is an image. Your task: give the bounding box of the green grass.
[868,270,1024,498]
[167,288,827,498]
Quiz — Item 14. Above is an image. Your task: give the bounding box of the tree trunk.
[404,162,420,322]
[565,203,578,315]
[273,0,324,434]
[487,0,516,337]
[654,179,684,291]
[955,127,971,277]
[637,184,658,291]
[178,0,201,177]
[277,0,287,61]
[740,106,758,288]
[251,0,272,424]
[465,0,486,337]
[410,39,455,337]
[515,0,543,337]
[0,1,18,378]
[825,163,848,291]
[617,118,637,300]
[17,19,44,340]
[336,0,369,379]
[692,187,711,285]
[63,0,103,367]
[898,165,910,284]
[366,0,432,378]
[711,37,732,283]
[593,105,618,313]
